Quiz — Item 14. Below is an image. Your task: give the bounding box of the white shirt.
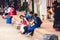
[7,7,11,13]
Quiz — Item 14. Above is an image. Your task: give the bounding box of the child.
[19,15,29,33]
[25,14,42,36]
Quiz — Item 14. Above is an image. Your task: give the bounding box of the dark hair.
[47,6,51,8]
[34,14,38,17]
[25,10,29,13]
[52,1,57,4]
[25,10,28,13]
[19,15,24,18]
[30,11,33,14]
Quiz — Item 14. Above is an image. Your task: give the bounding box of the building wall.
[33,0,47,20]
[34,0,39,13]
[28,0,32,11]
[47,0,54,7]
[57,0,60,2]
[32,0,59,20]
[28,0,60,20]
[40,0,47,20]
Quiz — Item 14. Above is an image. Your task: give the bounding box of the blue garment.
[27,17,41,33]
[28,24,39,32]
[34,17,41,26]
[25,13,31,19]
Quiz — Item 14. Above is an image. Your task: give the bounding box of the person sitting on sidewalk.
[24,12,34,36]
[2,5,17,19]
[7,6,17,17]
[34,14,42,28]
[25,13,42,36]
[24,10,31,20]
[19,15,29,34]
[2,5,11,19]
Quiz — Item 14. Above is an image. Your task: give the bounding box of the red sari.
[8,8,17,16]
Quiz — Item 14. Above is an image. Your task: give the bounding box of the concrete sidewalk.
[0,16,33,40]
[0,13,60,40]
[33,20,60,40]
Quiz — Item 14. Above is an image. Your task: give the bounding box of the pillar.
[40,0,47,20]
[32,0,34,13]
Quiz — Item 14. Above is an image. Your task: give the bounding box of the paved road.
[0,16,34,40]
